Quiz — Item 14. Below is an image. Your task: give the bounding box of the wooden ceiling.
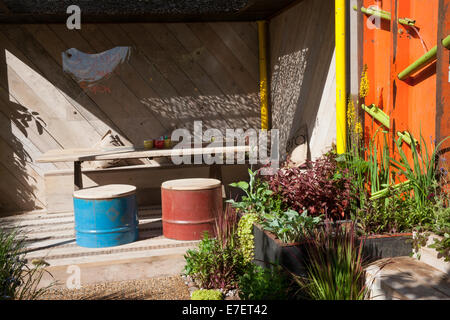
[0,0,303,23]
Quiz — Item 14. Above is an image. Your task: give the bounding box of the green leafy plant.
[293,223,369,300]
[347,132,450,236]
[0,228,54,300]
[260,209,322,244]
[390,134,449,210]
[238,264,289,300]
[191,289,223,300]
[355,186,421,235]
[368,129,395,195]
[429,233,450,262]
[183,231,215,278]
[227,169,275,215]
[433,189,450,235]
[237,213,258,264]
[183,232,248,291]
[184,205,251,292]
[336,151,369,211]
[411,181,450,261]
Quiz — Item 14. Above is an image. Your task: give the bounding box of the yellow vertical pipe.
[257,20,269,130]
[335,0,347,154]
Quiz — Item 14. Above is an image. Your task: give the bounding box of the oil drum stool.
[73,184,139,248]
[161,178,222,241]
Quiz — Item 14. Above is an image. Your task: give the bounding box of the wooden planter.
[252,222,413,276]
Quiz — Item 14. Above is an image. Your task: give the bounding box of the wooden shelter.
[0,0,339,216]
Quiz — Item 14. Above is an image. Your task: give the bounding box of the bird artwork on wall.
[62,46,131,94]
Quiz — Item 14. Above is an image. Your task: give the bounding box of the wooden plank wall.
[269,0,336,161]
[0,22,260,215]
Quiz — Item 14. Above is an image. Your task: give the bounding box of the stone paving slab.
[366,256,450,300]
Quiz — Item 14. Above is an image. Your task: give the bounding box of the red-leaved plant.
[264,153,353,220]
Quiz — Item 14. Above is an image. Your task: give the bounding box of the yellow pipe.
[257,20,269,130]
[335,0,346,154]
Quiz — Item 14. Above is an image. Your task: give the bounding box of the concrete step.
[366,256,450,300]
[37,253,190,290]
[0,206,200,292]
[0,207,197,285]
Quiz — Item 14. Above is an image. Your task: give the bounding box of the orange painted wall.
[437,0,450,175]
[360,0,443,183]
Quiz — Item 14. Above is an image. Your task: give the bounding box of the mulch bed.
[37,275,191,300]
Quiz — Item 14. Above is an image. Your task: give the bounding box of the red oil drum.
[161,178,222,240]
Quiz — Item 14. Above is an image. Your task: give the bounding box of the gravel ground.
[38,275,191,300]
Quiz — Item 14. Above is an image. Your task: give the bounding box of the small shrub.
[0,228,54,300]
[184,204,251,292]
[184,232,248,291]
[294,223,369,300]
[227,169,285,217]
[227,169,273,215]
[429,192,450,261]
[429,233,450,262]
[355,187,421,235]
[412,184,450,261]
[214,203,239,249]
[191,289,223,300]
[237,213,258,264]
[266,153,353,220]
[238,264,289,300]
[260,209,322,244]
[390,134,450,210]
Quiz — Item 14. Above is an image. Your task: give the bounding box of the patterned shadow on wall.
[0,49,48,214]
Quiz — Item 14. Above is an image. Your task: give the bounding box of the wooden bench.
[37,145,255,213]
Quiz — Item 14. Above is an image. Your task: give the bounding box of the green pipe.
[370,180,411,201]
[398,35,450,80]
[353,5,416,26]
[397,131,418,146]
[361,104,390,129]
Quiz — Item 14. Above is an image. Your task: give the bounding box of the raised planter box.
[252,222,413,276]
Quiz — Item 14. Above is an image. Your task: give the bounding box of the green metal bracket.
[397,131,418,146]
[361,104,390,129]
[352,5,416,26]
[370,180,412,201]
[398,35,450,80]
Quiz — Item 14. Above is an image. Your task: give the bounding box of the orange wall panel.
[361,0,441,183]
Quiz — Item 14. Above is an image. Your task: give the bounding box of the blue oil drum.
[73,184,139,248]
